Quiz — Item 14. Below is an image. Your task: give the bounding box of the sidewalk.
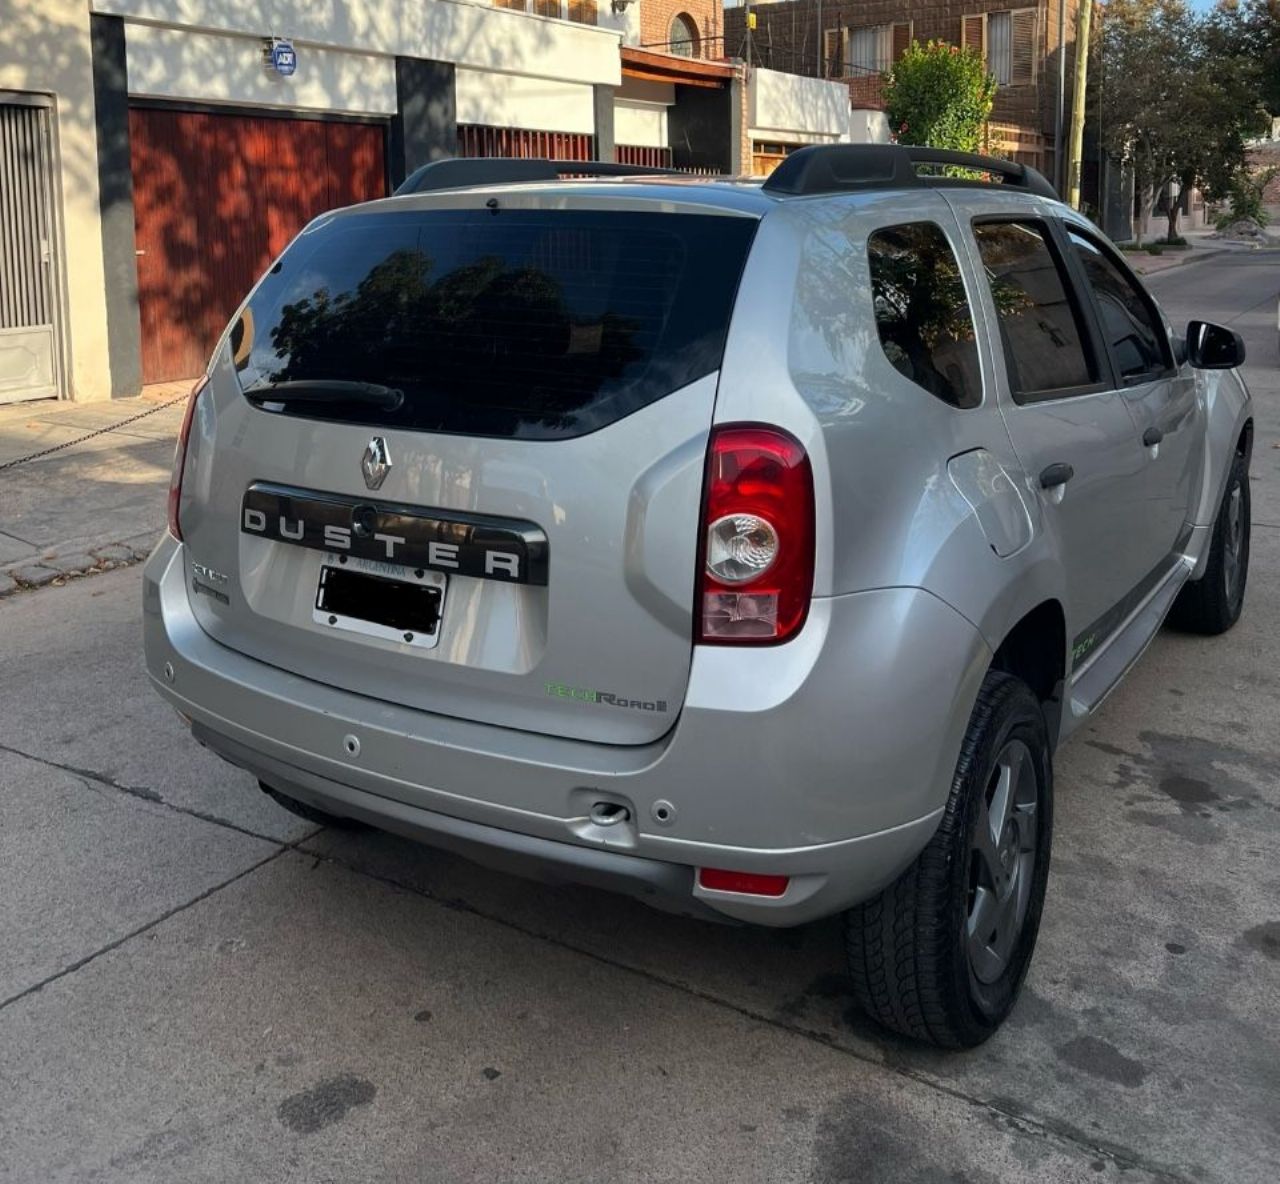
[0,383,190,596]
[1126,219,1280,275]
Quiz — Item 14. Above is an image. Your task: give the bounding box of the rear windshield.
[230,208,757,439]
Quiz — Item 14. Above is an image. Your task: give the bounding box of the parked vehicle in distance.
[145,146,1253,1048]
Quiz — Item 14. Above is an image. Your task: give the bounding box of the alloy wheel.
[966,738,1039,986]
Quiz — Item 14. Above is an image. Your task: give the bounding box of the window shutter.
[892,22,912,61]
[568,0,597,25]
[961,14,986,60]
[1010,8,1038,85]
[823,28,844,76]
[532,0,560,14]
[494,0,527,9]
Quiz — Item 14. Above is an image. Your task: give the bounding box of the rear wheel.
[260,781,363,829]
[845,672,1053,1048]
[1168,450,1250,635]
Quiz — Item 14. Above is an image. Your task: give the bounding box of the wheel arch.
[1191,369,1253,533]
[990,599,1068,749]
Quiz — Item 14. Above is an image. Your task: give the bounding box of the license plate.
[313,554,447,649]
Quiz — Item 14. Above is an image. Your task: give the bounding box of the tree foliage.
[1091,0,1270,241]
[883,40,997,154]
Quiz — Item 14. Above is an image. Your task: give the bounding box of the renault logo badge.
[361,437,391,491]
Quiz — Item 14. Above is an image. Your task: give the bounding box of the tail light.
[697,425,814,644]
[167,375,208,541]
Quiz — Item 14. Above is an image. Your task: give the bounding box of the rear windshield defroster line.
[230,208,759,440]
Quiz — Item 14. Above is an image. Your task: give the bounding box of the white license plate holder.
[312,553,447,650]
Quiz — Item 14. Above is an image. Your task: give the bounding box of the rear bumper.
[144,534,990,925]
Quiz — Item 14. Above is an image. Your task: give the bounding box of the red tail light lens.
[697,425,814,644]
[167,376,208,541]
[697,868,791,897]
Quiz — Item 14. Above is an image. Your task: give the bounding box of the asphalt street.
[0,252,1277,1183]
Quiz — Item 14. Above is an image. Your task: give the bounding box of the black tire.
[260,781,363,828]
[845,672,1053,1049]
[1168,449,1250,635]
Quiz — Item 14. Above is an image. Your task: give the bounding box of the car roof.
[342,176,780,220]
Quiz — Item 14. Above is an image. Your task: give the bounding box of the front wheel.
[1168,450,1250,635]
[845,672,1053,1048]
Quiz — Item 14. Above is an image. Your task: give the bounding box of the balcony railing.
[638,33,730,62]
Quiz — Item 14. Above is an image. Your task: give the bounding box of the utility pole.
[816,0,824,75]
[1067,0,1093,209]
[745,1,754,68]
[1055,0,1067,195]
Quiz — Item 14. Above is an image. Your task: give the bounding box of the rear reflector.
[697,868,790,897]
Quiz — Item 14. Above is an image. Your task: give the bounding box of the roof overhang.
[621,47,736,90]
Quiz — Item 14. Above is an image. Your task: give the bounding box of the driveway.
[0,253,1276,1183]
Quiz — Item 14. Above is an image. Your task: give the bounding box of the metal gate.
[0,97,62,404]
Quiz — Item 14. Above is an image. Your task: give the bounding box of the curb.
[0,537,155,598]
[1128,247,1225,277]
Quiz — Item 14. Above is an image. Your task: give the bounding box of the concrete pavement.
[0,254,1277,1182]
[0,385,189,593]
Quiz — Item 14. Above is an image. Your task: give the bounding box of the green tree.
[1217,0,1280,118]
[883,40,997,154]
[1091,0,1268,243]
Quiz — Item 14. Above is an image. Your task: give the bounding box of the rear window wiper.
[244,380,404,411]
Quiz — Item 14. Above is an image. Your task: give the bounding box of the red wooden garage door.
[129,108,387,384]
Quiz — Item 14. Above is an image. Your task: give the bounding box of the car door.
[1060,224,1202,572]
[960,211,1153,663]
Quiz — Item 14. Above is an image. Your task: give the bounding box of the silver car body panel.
[145,175,1252,924]
[146,532,986,925]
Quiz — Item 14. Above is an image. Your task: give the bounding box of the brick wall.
[641,0,723,56]
[723,0,1082,145]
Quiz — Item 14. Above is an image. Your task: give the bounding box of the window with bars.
[961,9,1038,86]
[822,29,844,77]
[844,22,912,75]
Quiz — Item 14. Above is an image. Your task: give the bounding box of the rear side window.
[1066,229,1171,382]
[972,221,1097,402]
[231,208,757,439]
[867,222,982,409]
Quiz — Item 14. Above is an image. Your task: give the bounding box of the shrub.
[883,40,998,154]
[1214,167,1277,229]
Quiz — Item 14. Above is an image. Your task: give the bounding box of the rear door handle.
[1039,462,1074,489]
[1143,426,1164,447]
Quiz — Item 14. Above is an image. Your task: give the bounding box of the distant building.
[723,0,1085,178]
[2,0,857,403]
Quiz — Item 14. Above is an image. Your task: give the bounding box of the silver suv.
[145,146,1253,1047]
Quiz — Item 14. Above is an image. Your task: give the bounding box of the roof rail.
[761,144,1059,201]
[395,158,687,196]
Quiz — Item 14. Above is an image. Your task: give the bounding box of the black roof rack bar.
[395,158,690,196]
[905,146,1058,199]
[761,144,1058,201]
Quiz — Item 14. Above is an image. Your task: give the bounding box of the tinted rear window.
[230,208,757,439]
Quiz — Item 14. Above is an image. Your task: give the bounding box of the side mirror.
[1186,320,1246,370]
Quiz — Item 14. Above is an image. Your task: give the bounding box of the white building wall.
[455,69,595,134]
[615,103,667,147]
[614,78,674,149]
[92,0,623,88]
[849,109,891,144]
[748,68,848,144]
[125,25,397,114]
[2,0,112,401]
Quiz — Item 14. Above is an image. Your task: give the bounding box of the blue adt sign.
[269,40,297,77]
